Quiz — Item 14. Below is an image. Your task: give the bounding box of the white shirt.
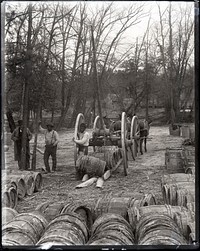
[39,126,59,146]
[76,131,90,146]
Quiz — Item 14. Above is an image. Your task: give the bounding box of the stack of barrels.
[161,173,195,208]
[160,173,195,244]
[2,170,43,209]
[93,193,157,222]
[128,205,191,244]
[182,146,195,175]
[36,201,93,230]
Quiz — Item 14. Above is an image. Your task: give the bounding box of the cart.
[74,112,140,176]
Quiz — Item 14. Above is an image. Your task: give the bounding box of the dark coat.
[11,126,32,161]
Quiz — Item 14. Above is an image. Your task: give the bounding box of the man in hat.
[11,119,32,169]
[72,123,89,156]
[39,121,59,173]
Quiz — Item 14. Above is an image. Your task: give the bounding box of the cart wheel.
[74,113,85,167]
[121,112,128,176]
[92,115,100,152]
[93,115,100,131]
[130,115,139,160]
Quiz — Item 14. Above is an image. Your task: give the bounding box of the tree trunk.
[91,26,104,129]
[21,4,32,171]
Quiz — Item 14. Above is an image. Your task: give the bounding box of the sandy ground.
[3,125,185,213]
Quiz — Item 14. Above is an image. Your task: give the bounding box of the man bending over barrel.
[72,123,89,155]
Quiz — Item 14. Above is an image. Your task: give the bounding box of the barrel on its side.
[94,193,156,222]
[3,175,26,199]
[37,212,89,245]
[60,202,93,231]
[76,155,106,179]
[36,201,65,222]
[2,181,18,208]
[2,207,18,226]
[127,204,192,232]
[2,210,48,245]
[88,213,135,245]
[173,211,195,239]
[136,213,187,245]
[9,170,43,192]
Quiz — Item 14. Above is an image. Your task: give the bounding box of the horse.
[137,119,151,155]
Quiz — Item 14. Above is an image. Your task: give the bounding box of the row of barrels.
[128,204,195,244]
[165,147,195,175]
[2,192,195,246]
[161,173,195,209]
[182,146,195,175]
[2,204,194,246]
[2,170,42,209]
[2,193,156,246]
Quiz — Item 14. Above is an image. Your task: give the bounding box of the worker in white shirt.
[72,123,89,155]
[39,121,59,173]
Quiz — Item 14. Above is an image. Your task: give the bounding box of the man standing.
[11,119,32,170]
[39,121,59,173]
[72,123,89,156]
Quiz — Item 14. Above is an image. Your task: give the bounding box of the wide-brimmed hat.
[46,122,54,127]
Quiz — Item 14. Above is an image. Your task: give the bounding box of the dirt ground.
[4,125,184,214]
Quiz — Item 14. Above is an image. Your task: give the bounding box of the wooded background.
[4,1,195,129]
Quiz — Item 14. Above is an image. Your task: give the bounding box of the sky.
[3,1,195,39]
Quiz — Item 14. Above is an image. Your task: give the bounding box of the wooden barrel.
[189,126,195,140]
[2,210,48,245]
[185,166,195,175]
[32,172,43,192]
[168,182,195,206]
[36,201,65,222]
[8,170,43,192]
[165,148,184,171]
[127,204,192,232]
[60,202,93,231]
[181,126,190,138]
[5,171,34,195]
[37,212,89,245]
[187,222,195,244]
[2,190,11,208]
[2,207,18,226]
[94,193,156,222]
[2,179,18,191]
[76,155,106,178]
[3,175,26,199]
[186,202,195,213]
[176,188,195,207]
[129,193,157,209]
[8,186,18,209]
[88,213,135,245]
[174,211,195,239]
[89,149,122,170]
[136,213,187,245]
[2,229,36,246]
[161,173,195,186]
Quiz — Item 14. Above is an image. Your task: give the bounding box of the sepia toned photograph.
[1,0,198,248]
